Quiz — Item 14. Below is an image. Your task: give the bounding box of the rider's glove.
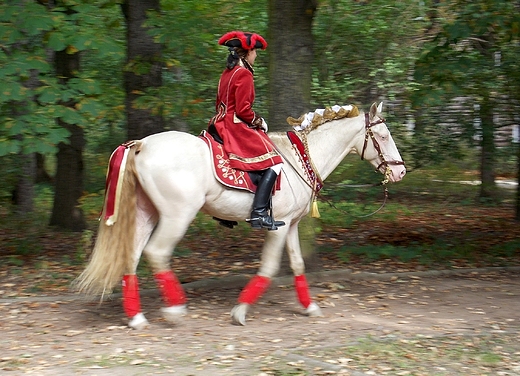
[260,118,268,132]
[251,114,268,132]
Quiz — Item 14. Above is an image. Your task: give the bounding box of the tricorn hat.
[218,31,268,50]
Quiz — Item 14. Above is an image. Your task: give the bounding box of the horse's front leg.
[231,228,288,325]
[285,222,323,317]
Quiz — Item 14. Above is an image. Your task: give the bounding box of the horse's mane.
[286,104,360,134]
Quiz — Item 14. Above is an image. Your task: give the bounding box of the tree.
[0,1,123,230]
[48,1,111,231]
[266,0,318,272]
[49,44,87,231]
[121,0,164,140]
[414,0,520,200]
[267,0,317,130]
[0,1,66,214]
[10,63,41,214]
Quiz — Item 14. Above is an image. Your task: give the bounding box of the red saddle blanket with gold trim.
[199,130,281,194]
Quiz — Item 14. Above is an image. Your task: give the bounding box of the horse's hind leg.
[123,274,148,330]
[143,215,195,325]
[285,223,323,317]
[124,193,156,330]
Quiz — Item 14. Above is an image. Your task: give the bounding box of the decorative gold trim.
[229,150,280,164]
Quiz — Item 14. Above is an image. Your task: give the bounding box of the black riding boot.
[249,169,285,230]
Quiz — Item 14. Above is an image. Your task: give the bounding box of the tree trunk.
[267,0,317,130]
[49,48,87,231]
[122,0,164,140]
[12,153,36,214]
[478,94,496,200]
[516,141,520,221]
[267,0,319,271]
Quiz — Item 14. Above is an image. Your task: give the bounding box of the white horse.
[74,102,406,329]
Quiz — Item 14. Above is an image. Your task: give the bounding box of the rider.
[208,31,285,230]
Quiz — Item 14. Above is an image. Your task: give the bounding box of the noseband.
[361,113,405,184]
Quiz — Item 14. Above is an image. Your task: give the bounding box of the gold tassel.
[311,197,320,218]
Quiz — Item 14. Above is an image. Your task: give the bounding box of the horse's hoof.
[230,304,249,326]
[305,302,323,317]
[161,304,187,325]
[128,312,149,330]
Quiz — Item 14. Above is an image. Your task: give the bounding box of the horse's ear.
[369,102,378,119]
[377,102,383,114]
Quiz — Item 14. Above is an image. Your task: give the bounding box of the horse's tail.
[73,141,141,296]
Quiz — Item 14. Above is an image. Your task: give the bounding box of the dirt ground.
[1,268,519,376]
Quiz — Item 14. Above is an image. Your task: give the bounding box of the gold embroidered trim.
[229,150,280,164]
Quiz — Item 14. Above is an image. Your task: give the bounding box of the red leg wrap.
[122,274,141,318]
[295,274,311,308]
[238,275,271,304]
[155,270,186,306]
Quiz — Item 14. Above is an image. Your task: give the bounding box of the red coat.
[211,65,283,171]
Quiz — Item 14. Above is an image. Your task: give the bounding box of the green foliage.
[312,0,427,106]
[0,1,126,160]
[413,0,520,105]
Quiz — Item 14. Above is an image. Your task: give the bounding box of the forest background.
[0,0,519,273]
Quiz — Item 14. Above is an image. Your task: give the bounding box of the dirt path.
[1,269,519,375]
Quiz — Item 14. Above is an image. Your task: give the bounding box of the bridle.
[361,113,405,185]
[280,111,405,218]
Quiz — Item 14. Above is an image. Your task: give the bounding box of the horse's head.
[360,102,406,183]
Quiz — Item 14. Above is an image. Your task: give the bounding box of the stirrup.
[248,214,285,231]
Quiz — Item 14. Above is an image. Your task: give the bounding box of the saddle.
[199,129,280,194]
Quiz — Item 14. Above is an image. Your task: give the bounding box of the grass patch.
[332,237,519,269]
[291,333,520,375]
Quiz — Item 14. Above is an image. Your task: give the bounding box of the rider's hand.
[260,118,268,132]
[251,114,267,132]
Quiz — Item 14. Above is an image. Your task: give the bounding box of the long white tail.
[73,142,141,296]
